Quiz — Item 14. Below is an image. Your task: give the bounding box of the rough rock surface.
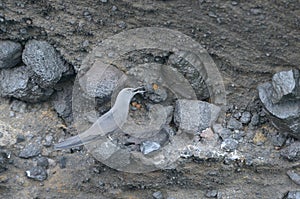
[280,142,300,162]
[258,70,300,139]
[0,65,54,102]
[0,40,22,69]
[18,143,41,159]
[22,40,69,88]
[174,99,220,134]
[271,69,300,103]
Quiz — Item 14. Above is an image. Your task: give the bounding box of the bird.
[54,87,145,150]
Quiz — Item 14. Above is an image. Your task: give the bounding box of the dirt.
[0,0,299,198]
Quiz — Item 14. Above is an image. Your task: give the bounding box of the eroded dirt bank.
[0,1,299,198]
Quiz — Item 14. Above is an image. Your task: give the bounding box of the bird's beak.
[133,86,146,94]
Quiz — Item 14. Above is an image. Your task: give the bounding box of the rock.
[0,65,54,102]
[43,135,53,147]
[221,138,239,152]
[287,170,300,185]
[58,156,67,169]
[36,157,49,169]
[271,132,287,147]
[22,40,69,88]
[213,125,232,140]
[168,54,210,100]
[25,166,47,181]
[0,40,22,69]
[16,134,26,143]
[240,111,251,124]
[271,69,300,103]
[140,141,161,155]
[0,121,18,147]
[283,191,300,199]
[52,81,73,124]
[227,117,243,130]
[0,150,10,173]
[232,130,246,141]
[250,113,260,126]
[19,143,41,158]
[81,64,123,99]
[280,142,300,161]
[258,82,300,139]
[206,190,218,198]
[148,86,168,103]
[152,191,163,199]
[174,99,221,134]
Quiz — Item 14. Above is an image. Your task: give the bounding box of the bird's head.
[115,87,145,105]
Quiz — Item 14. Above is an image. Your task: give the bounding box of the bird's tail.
[53,135,83,150]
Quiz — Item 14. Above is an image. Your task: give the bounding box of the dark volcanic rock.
[227,117,243,130]
[81,65,123,99]
[271,69,300,103]
[22,40,69,88]
[240,111,251,124]
[0,65,53,102]
[280,142,300,161]
[26,166,47,181]
[0,150,10,173]
[221,138,239,152]
[52,81,73,124]
[258,82,300,139]
[174,99,221,134]
[37,157,49,169]
[0,40,22,69]
[19,143,41,158]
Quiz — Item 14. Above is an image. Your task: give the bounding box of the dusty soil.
[0,0,299,198]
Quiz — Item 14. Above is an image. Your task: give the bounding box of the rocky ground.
[0,0,300,199]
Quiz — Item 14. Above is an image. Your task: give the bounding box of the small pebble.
[19,143,41,158]
[152,191,163,199]
[16,134,26,143]
[26,166,47,181]
[206,190,218,198]
[221,138,239,152]
[59,156,67,169]
[240,111,251,124]
[140,141,161,155]
[37,157,49,169]
[227,117,243,130]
